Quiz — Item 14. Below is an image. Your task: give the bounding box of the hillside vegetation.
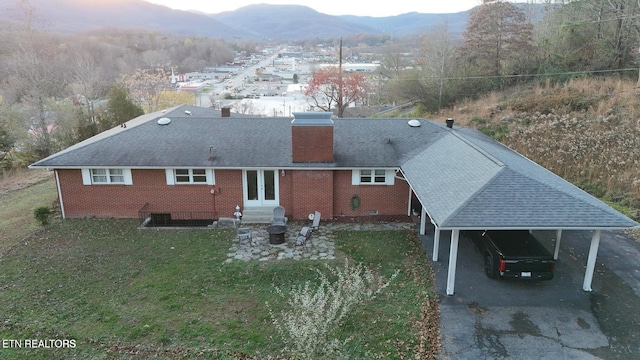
[439,77,640,219]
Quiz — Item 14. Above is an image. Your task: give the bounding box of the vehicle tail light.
[499,260,506,272]
[550,260,555,272]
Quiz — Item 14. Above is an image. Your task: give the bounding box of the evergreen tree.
[101,85,144,130]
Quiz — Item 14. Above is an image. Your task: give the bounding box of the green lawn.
[0,218,438,359]
[0,176,57,255]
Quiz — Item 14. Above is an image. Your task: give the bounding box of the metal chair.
[271,206,288,226]
[234,220,253,246]
[310,211,321,231]
[295,226,314,249]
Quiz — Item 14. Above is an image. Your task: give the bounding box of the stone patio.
[224,221,416,263]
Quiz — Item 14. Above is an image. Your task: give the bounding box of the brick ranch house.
[30,104,638,294]
[31,107,422,222]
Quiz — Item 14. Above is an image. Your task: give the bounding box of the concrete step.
[241,206,276,224]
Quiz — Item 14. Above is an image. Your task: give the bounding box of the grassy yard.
[0,218,438,359]
[0,171,57,255]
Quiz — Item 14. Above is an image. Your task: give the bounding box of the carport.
[400,127,639,296]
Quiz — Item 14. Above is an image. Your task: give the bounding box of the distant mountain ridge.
[0,0,544,39]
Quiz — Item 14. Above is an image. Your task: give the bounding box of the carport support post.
[583,230,601,292]
[553,229,562,260]
[420,207,427,235]
[446,229,460,296]
[432,227,440,262]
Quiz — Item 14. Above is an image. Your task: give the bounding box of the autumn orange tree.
[305,67,370,117]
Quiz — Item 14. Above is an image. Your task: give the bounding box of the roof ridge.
[450,130,504,167]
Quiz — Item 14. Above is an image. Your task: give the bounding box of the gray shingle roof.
[31,105,447,168]
[401,133,503,226]
[30,105,639,230]
[400,127,638,230]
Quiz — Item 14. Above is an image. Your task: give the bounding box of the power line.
[442,67,638,80]
[387,68,638,81]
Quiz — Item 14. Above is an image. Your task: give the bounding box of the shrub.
[267,260,398,359]
[33,206,51,225]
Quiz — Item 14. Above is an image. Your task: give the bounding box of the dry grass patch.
[0,170,57,256]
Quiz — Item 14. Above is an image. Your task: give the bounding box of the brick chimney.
[291,112,334,163]
[221,107,231,118]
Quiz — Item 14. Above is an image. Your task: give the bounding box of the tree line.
[379,0,640,111]
[2,0,639,174]
[0,6,242,173]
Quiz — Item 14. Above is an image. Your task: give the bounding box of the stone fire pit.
[266,225,287,245]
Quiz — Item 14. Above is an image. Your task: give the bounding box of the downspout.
[54,170,66,219]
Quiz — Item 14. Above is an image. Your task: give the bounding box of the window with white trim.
[82,168,132,185]
[175,168,207,183]
[92,168,124,184]
[352,169,395,185]
[166,168,215,185]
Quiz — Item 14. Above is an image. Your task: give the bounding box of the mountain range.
[0,0,544,40]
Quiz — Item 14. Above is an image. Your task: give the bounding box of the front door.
[243,169,279,207]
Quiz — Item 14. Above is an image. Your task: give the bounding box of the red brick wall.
[213,169,244,219]
[58,169,218,218]
[291,126,333,162]
[57,168,409,220]
[289,170,334,219]
[278,170,293,218]
[332,170,410,218]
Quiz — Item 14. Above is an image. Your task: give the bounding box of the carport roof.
[400,127,639,230]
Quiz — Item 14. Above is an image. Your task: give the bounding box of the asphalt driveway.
[420,226,640,359]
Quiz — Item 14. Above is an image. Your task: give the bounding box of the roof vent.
[184,110,192,115]
[408,119,421,127]
[446,118,454,128]
[157,117,171,125]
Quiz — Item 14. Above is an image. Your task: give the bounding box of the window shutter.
[165,169,175,185]
[206,169,215,185]
[123,169,133,185]
[351,170,360,185]
[81,169,92,185]
[386,170,395,185]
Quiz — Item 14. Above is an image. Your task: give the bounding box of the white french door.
[243,169,279,207]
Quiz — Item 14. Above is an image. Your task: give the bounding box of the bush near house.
[33,206,51,225]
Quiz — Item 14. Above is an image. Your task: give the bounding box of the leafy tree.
[100,85,144,129]
[536,0,640,73]
[305,67,370,117]
[119,68,173,113]
[458,0,536,90]
[68,50,110,122]
[4,33,69,158]
[414,27,459,110]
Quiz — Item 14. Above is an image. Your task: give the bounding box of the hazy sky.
[143,0,485,17]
